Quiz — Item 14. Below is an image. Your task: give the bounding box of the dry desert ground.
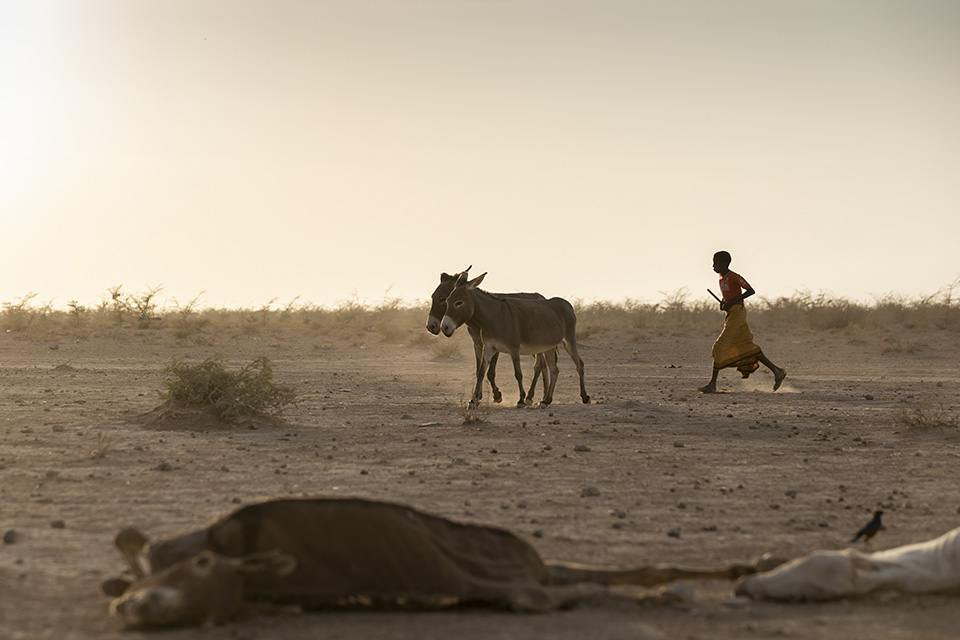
[1,308,959,640]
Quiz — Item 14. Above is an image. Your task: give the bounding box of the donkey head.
[426,266,471,334]
[110,550,296,629]
[439,272,486,337]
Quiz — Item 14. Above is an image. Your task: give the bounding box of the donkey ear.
[440,272,455,283]
[454,271,470,287]
[466,272,487,289]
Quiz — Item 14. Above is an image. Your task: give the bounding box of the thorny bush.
[162,356,297,420]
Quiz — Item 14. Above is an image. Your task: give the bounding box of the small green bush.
[162,356,297,420]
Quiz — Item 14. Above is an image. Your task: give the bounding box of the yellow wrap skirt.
[711,305,762,376]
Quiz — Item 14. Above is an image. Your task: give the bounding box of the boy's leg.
[699,369,720,393]
[758,354,787,391]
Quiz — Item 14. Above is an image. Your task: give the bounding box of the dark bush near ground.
[162,355,297,420]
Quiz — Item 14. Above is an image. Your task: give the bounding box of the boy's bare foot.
[699,384,717,393]
[773,369,787,391]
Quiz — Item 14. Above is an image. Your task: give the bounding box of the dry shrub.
[162,356,297,420]
[460,402,488,425]
[90,431,110,459]
[880,338,927,355]
[896,403,959,430]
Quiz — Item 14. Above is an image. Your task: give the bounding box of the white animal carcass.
[736,526,960,601]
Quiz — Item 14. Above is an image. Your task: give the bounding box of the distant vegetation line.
[1,280,958,336]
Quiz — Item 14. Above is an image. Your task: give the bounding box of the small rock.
[573,444,591,452]
[667,527,681,538]
[3,530,17,544]
[673,441,685,448]
[155,462,172,471]
[48,342,59,350]
[400,414,413,420]
[611,509,627,519]
[581,486,601,498]
[51,520,66,529]
[785,490,798,498]
[532,529,544,538]
[864,395,874,400]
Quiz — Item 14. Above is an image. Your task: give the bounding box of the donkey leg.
[562,336,589,404]
[539,349,560,407]
[469,326,501,403]
[524,354,543,405]
[542,348,558,399]
[546,560,766,587]
[488,352,503,403]
[510,353,526,408]
[469,354,490,410]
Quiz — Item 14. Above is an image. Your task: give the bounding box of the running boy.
[699,251,786,393]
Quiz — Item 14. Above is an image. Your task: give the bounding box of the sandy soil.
[1,320,959,640]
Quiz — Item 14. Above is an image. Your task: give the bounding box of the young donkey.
[426,268,555,404]
[439,272,589,408]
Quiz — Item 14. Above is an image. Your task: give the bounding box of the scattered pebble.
[51,520,66,529]
[581,486,601,498]
[573,444,591,452]
[667,527,681,538]
[673,441,685,448]
[155,462,173,471]
[3,530,17,544]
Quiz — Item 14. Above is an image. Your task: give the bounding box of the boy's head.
[712,251,731,274]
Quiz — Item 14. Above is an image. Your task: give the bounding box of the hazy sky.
[2,0,958,310]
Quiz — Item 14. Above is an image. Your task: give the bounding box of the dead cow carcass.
[736,525,960,601]
[106,497,767,628]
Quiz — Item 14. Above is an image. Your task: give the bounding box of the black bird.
[851,510,884,543]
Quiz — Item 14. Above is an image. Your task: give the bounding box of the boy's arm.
[720,287,756,311]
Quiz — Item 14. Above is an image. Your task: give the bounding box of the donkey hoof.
[581,395,591,404]
[537,401,551,409]
[468,400,480,410]
[493,391,503,403]
[515,401,526,409]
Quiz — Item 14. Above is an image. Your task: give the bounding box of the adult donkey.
[427,268,554,405]
[440,272,589,408]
